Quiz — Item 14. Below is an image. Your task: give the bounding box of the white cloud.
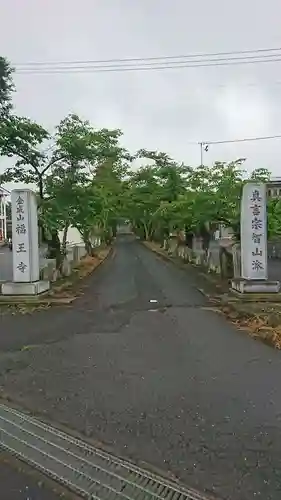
[215,86,271,136]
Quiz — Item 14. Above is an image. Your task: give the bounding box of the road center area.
[0,236,280,500]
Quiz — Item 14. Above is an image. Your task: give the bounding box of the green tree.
[0,114,126,196]
[126,165,162,240]
[126,151,189,241]
[267,198,281,239]
[137,149,189,202]
[0,115,50,195]
[144,160,245,248]
[93,158,129,240]
[0,56,14,116]
[42,157,90,267]
[41,126,130,263]
[69,184,102,254]
[144,160,271,248]
[0,113,127,257]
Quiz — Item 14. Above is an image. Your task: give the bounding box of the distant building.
[267,178,281,199]
[0,186,9,241]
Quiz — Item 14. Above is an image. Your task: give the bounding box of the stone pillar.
[2,189,50,295]
[232,242,241,278]
[3,198,7,240]
[231,182,280,294]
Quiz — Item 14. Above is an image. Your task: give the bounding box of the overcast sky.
[1,0,281,181]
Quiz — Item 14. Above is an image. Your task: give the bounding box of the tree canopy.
[0,56,14,116]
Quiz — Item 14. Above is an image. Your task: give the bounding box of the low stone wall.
[268,239,281,259]
[40,243,89,282]
[154,230,281,282]
[161,236,238,278]
[161,234,281,279]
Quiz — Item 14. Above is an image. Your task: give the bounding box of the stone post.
[2,189,50,295]
[231,182,280,294]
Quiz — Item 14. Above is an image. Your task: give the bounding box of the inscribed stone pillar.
[1,189,50,295]
[231,182,280,294]
[240,182,267,280]
[11,189,40,282]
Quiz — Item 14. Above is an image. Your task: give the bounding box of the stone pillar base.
[231,278,280,294]
[1,281,50,296]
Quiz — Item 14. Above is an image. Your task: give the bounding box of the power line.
[199,134,281,166]
[202,134,281,146]
[13,69,281,88]
[15,53,281,71]
[14,46,281,67]
[14,56,281,75]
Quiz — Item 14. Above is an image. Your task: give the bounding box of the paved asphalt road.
[1,241,281,282]
[0,454,67,500]
[0,235,281,499]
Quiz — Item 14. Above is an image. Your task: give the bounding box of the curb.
[0,247,113,307]
[142,241,222,299]
[84,246,114,278]
[143,242,281,349]
[142,241,183,265]
[0,296,75,306]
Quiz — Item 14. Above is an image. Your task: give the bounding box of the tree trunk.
[37,176,48,244]
[38,176,44,200]
[111,219,117,237]
[142,220,149,241]
[219,246,234,279]
[47,230,62,270]
[100,217,109,244]
[198,223,211,252]
[184,226,193,248]
[85,239,94,255]
[83,231,96,256]
[56,222,71,271]
[105,228,113,245]
[61,223,69,256]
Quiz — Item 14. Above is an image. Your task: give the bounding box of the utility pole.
[199,142,203,167]
[199,142,208,166]
[197,134,281,167]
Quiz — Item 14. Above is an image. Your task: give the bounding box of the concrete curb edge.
[0,246,114,306]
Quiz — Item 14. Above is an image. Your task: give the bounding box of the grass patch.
[0,247,112,314]
[50,247,111,298]
[222,302,281,349]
